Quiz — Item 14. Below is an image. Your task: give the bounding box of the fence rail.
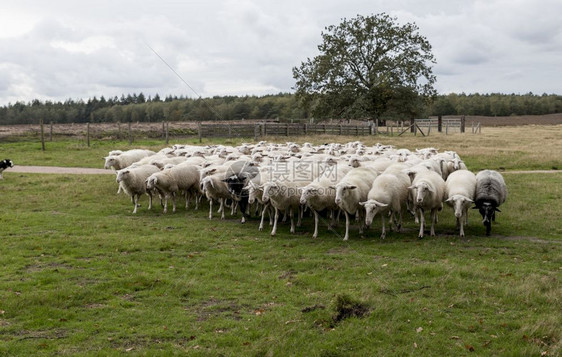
[1,117,480,151]
[197,123,375,140]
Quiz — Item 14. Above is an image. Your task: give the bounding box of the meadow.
[0,125,560,356]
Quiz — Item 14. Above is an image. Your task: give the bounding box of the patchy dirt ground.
[1,114,562,139]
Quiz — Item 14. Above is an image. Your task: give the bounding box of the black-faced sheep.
[474,170,507,236]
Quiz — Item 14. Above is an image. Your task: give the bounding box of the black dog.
[223,173,251,223]
[0,159,14,179]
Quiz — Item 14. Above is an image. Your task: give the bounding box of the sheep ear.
[408,185,415,190]
[495,207,501,212]
[348,185,357,190]
[328,185,335,190]
[445,197,453,202]
[466,198,474,203]
[359,201,366,206]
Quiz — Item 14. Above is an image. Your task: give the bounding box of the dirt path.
[5,166,560,175]
[7,165,115,175]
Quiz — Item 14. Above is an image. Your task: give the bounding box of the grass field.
[0,126,561,355]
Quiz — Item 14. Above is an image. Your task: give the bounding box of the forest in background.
[1,92,562,125]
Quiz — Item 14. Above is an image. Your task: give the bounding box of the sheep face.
[245,182,261,204]
[104,156,118,170]
[451,158,464,170]
[116,169,130,183]
[299,187,318,205]
[446,194,473,218]
[474,202,500,236]
[410,182,434,204]
[200,176,214,193]
[360,200,388,227]
[334,184,357,206]
[146,176,158,190]
[261,182,280,204]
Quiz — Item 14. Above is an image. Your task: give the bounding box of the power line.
[145,42,222,120]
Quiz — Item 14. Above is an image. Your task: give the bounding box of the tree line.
[1,92,561,125]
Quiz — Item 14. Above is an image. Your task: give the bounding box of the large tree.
[293,13,437,121]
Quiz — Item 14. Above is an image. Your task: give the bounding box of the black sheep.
[473,170,507,236]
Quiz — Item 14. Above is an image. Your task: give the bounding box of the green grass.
[0,134,561,355]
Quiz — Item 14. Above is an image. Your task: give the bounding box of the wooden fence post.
[87,122,90,147]
[40,117,46,151]
[461,115,466,133]
[165,122,169,144]
[162,121,165,139]
[198,122,202,143]
[117,121,121,140]
[438,115,442,133]
[304,123,308,135]
[128,121,132,145]
[49,122,53,141]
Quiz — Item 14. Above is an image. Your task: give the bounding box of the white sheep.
[261,179,307,236]
[104,149,156,170]
[145,163,201,213]
[200,172,232,220]
[116,164,160,214]
[444,169,476,237]
[360,170,410,239]
[409,170,446,238]
[333,167,379,240]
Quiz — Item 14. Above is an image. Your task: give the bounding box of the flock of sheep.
[104,141,507,239]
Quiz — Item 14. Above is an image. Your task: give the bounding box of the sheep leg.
[430,208,437,237]
[231,201,236,216]
[172,192,177,213]
[396,210,403,232]
[271,207,279,236]
[289,207,296,234]
[268,205,274,226]
[132,194,139,214]
[358,210,365,235]
[459,213,465,238]
[312,210,319,239]
[163,195,168,214]
[296,206,302,227]
[208,199,213,219]
[147,191,153,210]
[258,204,268,231]
[220,198,226,220]
[418,208,425,238]
[380,214,386,239]
[195,194,201,210]
[343,211,350,241]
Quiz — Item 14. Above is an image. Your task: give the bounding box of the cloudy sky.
[1,0,561,105]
